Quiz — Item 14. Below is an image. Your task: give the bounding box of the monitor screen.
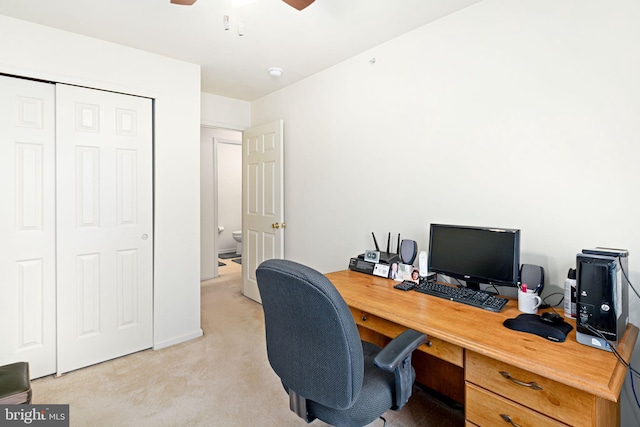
[428,223,520,290]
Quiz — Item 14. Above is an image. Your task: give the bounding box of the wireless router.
[358,232,400,265]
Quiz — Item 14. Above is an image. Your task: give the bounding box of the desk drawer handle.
[500,414,521,427]
[499,371,543,390]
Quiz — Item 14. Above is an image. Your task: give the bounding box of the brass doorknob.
[272,223,280,229]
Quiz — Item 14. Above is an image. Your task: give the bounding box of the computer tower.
[576,248,629,351]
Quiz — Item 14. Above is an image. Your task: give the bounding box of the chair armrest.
[373,329,427,372]
[373,329,427,410]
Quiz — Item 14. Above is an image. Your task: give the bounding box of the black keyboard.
[413,281,508,312]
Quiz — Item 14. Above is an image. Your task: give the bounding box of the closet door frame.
[0,75,154,378]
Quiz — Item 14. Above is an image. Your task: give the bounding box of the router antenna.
[371,232,380,251]
[386,232,390,253]
[397,234,400,254]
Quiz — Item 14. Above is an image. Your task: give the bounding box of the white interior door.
[242,120,284,303]
[0,76,57,379]
[55,84,153,374]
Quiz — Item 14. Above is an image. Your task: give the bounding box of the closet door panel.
[0,76,56,379]
[55,84,153,375]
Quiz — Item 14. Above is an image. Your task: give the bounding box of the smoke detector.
[268,67,283,78]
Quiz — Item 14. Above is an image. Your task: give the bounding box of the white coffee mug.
[518,289,542,314]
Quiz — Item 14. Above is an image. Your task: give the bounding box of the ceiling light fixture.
[268,67,283,78]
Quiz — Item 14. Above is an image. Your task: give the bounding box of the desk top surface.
[326,269,638,402]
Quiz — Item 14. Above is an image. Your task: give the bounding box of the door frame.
[200,125,243,280]
[213,136,243,269]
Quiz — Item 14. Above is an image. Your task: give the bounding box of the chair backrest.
[256,259,364,410]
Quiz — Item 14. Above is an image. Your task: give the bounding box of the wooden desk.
[325,270,638,427]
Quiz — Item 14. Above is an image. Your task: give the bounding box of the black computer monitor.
[428,223,521,291]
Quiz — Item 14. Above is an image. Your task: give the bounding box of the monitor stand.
[466,281,498,295]
[466,281,481,291]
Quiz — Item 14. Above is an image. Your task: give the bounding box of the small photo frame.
[398,263,412,280]
[364,250,380,264]
[373,263,390,278]
[388,262,401,280]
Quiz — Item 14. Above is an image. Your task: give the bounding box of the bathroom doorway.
[200,127,242,280]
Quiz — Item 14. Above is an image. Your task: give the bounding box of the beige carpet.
[30,263,463,426]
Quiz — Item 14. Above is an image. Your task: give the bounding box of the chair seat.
[307,341,404,427]
[0,362,32,404]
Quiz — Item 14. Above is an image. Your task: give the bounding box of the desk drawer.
[351,308,463,367]
[466,383,567,427]
[466,351,592,426]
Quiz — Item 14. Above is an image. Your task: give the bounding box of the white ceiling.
[0,0,481,101]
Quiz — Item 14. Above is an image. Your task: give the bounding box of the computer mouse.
[540,312,564,325]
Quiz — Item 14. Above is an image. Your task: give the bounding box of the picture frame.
[373,263,390,278]
[398,263,412,280]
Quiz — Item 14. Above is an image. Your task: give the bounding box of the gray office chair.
[256,259,427,426]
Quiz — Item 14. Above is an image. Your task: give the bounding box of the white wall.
[201,92,251,130]
[0,15,203,349]
[251,0,640,422]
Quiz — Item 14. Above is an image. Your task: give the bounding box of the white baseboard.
[153,329,203,350]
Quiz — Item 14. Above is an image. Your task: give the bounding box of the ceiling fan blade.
[171,0,197,5]
[282,0,315,11]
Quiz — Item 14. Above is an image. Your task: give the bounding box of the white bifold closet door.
[0,75,57,378]
[55,84,153,375]
[0,77,153,378]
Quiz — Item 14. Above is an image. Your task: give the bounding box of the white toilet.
[232,230,242,255]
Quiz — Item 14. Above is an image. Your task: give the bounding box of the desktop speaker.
[519,264,544,294]
[399,240,418,265]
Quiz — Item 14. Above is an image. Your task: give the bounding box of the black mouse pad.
[503,314,573,342]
